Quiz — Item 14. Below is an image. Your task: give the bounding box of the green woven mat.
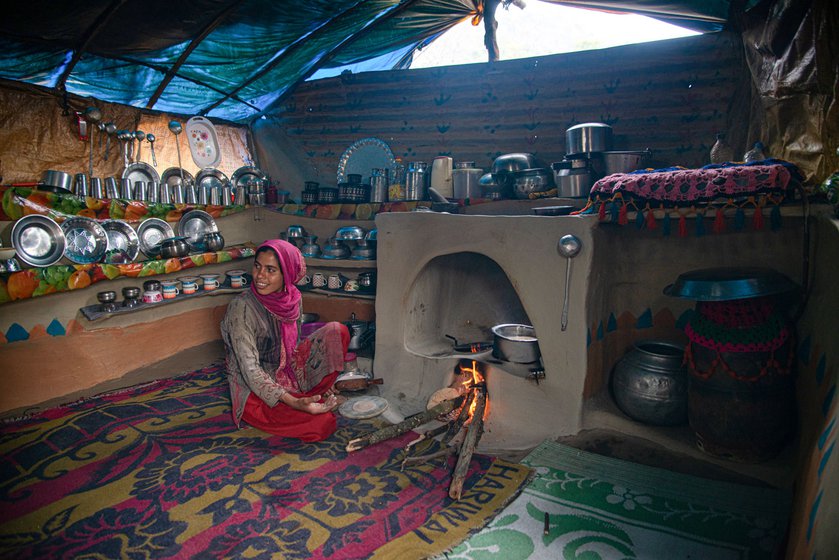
[444,440,791,559]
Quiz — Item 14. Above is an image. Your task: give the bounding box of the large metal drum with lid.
[665,267,800,462]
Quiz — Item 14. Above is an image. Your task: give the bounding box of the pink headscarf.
[251,239,307,382]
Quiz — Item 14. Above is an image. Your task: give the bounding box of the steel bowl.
[491,153,536,190]
[491,323,540,363]
[335,225,366,241]
[159,236,191,259]
[510,168,553,199]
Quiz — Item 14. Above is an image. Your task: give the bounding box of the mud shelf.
[79,277,250,322]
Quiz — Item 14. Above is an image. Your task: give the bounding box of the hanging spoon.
[134,130,145,163]
[104,122,116,161]
[147,133,157,167]
[557,234,582,331]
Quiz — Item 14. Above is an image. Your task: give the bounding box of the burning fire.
[458,360,489,420]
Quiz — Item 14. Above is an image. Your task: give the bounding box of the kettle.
[346,312,375,351]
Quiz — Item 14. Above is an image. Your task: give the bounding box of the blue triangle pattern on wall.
[46,319,66,337]
[636,308,653,329]
[606,313,617,332]
[5,323,29,342]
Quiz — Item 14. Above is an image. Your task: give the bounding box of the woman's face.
[252,250,284,295]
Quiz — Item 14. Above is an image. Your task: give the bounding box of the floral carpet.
[446,440,791,559]
[0,363,529,559]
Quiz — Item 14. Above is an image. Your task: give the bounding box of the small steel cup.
[120,178,134,200]
[185,184,198,204]
[91,177,105,199]
[147,181,159,203]
[198,185,210,205]
[74,173,89,197]
[159,182,172,204]
[233,186,247,205]
[171,181,185,204]
[134,181,148,201]
[209,187,222,206]
[105,177,119,199]
[222,186,233,206]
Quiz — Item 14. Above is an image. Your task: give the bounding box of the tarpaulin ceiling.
[0,0,743,124]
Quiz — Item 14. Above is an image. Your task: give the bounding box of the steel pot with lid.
[552,161,592,198]
[565,123,613,156]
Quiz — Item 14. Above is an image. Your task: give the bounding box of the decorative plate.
[10,215,66,267]
[137,218,175,258]
[161,167,195,188]
[195,168,229,191]
[231,166,269,190]
[337,137,395,186]
[185,116,222,169]
[338,396,389,419]
[101,219,140,264]
[177,210,219,246]
[61,216,108,264]
[121,161,160,186]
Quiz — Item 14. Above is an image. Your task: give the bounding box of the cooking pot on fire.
[491,324,540,363]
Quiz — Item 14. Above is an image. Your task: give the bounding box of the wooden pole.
[345,396,463,453]
[448,386,487,500]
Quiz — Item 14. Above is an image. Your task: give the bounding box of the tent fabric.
[0,0,740,124]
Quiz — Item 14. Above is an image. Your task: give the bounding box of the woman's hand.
[282,392,339,414]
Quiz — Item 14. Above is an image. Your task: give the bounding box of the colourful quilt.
[0,363,529,559]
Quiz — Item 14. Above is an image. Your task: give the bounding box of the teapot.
[345,312,375,351]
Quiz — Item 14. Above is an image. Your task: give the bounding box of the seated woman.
[221,239,349,441]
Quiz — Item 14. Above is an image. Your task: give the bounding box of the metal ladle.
[557,234,582,331]
[134,130,145,163]
[147,133,157,166]
[104,122,116,160]
[168,120,185,186]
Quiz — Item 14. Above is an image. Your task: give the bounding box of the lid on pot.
[663,267,799,301]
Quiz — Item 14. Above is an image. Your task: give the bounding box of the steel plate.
[177,210,219,246]
[161,167,195,188]
[10,215,66,267]
[122,162,160,186]
[102,219,140,264]
[137,218,175,258]
[663,267,799,301]
[61,216,108,264]
[337,137,395,185]
[195,168,229,191]
[231,165,268,190]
